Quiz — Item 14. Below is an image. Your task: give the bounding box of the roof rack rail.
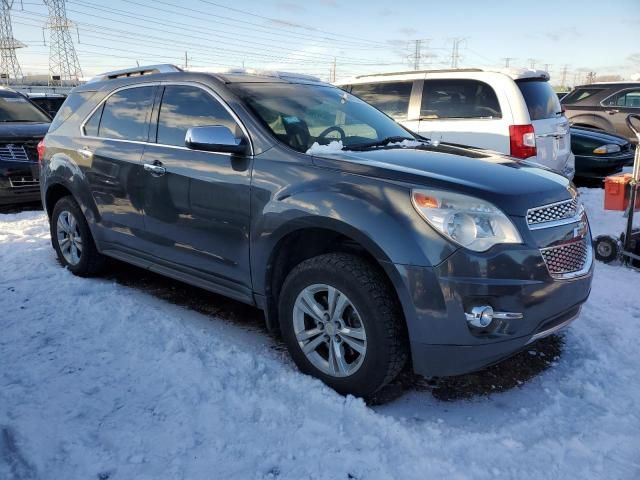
[354,68,484,79]
[88,64,183,83]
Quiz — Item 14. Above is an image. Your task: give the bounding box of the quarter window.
[421,79,502,119]
[349,81,413,120]
[156,85,240,147]
[603,89,640,108]
[94,86,155,141]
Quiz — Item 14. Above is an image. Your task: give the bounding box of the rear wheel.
[594,235,619,263]
[51,196,105,276]
[279,253,407,399]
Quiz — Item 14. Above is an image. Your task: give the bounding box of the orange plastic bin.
[604,173,640,211]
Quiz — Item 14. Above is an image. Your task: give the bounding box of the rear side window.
[602,89,640,108]
[516,80,561,120]
[50,92,94,132]
[349,81,412,120]
[561,88,604,104]
[421,79,501,119]
[95,86,155,141]
[156,85,239,146]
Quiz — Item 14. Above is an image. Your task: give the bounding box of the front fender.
[250,185,457,295]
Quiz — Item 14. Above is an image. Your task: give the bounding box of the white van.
[337,68,575,178]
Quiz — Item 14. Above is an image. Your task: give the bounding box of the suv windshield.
[231,83,414,153]
[0,91,51,122]
[516,80,561,121]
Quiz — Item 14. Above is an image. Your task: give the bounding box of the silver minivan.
[338,68,575,178]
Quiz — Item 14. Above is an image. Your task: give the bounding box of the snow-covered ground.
[1,189,639,480]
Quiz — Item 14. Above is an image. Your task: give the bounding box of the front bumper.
[0,161,41,206]
[394,238,593,378]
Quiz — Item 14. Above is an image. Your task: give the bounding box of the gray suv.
[39,65,593,399]
[562,82,640,143]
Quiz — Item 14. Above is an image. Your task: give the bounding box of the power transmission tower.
[543,63,552,72]
[450,38,465,69]
[502,57,515,68]
[44,0,82,86]
[408,39,432,71]
[527,58,537,69]
[0,0,24,84]
[560,64,569,87]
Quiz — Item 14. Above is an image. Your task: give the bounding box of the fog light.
[465,305,494,328]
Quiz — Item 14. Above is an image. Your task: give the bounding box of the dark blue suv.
[39,65,593,399]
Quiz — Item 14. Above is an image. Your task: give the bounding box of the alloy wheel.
[56,210,83,266]
[292,284,367,377]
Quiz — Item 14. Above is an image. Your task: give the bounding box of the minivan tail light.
[509,124,537,159]
[37,138,45,163]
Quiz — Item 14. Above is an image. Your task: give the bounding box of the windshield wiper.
[345,136,418,151]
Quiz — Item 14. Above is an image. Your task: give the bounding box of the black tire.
[50,196,105,276]
[278,253,408,399]
[594,235,619,263]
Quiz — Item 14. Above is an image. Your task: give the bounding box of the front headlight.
[593,144,621,154]
[411,189,522,252]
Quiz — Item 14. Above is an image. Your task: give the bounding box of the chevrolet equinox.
[39,65,594,399]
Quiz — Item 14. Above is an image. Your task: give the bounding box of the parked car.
[0,87,51,206]
[39,65,593,399]
[562,82,640,143]
[25,93,67,118]
[337,68,575,178]
[571,126,635,182]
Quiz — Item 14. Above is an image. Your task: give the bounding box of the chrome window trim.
[599,87,640,109]
[79,81,254,156]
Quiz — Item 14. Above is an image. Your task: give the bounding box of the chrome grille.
[527,198,579,228]
[0,143,31,163]
[540,238,591,279]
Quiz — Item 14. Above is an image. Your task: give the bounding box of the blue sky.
[9,0,640,84]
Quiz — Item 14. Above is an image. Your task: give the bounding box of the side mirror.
[185,125,248,154]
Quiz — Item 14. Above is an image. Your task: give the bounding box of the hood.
[0,122,50,142]
[570,126,629,146]
[310,143,572,216]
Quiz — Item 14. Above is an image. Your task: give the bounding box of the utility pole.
[527,58,537,70]
[0,0,24,84]
[413,39,421,70]
[501,57,515,68]
[543,63,552,72]
[184,51,188,70]
[560,64,569,87]
[331,57,336,82]
[44,0,83,86]
[586,71,596,84]
[450,38,464,69]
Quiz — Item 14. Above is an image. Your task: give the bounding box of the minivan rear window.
[516,80,561,121]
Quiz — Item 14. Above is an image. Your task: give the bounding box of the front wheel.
[279,253,408,399]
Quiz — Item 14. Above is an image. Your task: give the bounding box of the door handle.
[606,109,619,115]
[77,147,93,159]
[143,162,166,176]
